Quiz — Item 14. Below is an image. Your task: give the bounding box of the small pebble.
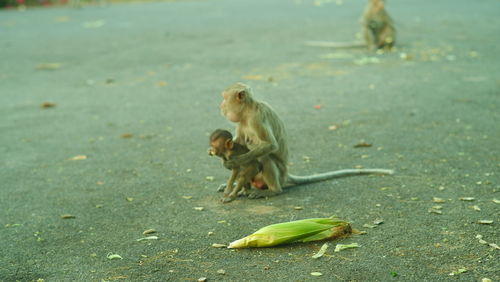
[217,269,225,275]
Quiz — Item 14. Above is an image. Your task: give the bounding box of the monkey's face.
[208,139,226,158]
[220,91,242,123]
[370,0,384,11]
[208,137,233,159]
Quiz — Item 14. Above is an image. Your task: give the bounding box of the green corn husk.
[228,217,352,248]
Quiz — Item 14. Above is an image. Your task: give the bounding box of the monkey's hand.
[223,160,235,170]
[224,156,246,169]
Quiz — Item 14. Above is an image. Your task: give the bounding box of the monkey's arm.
[226,120,278,167]
[223,159,234,170]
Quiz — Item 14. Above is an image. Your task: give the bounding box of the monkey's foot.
[248,190,279,199]
[238,189,249,197]
[221,196,235,203]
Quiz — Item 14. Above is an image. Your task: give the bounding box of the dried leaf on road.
[143,229,157,235]
[36,63,62,70]
[489,243,500,250]
[334,243,359,252]
[459,197,475,201]
[478,220,493,225]
[354,142,372,148]
[107,253,123,260]
[311,243,329,259]
[217,269,226,275]
[211,243,227,248]
[428,208,442,215]
[136,236,158,241]
[69,155,87,161]
[432,197,445,203]
[449,268,467,276]
[328,124,338,131]
[40,102,56,108]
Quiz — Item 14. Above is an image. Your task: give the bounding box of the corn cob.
[228,217,351,248]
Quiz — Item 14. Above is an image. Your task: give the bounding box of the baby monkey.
[209,129,262,203]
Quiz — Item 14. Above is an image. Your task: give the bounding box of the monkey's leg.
[223,169,239,196]
[378,26,395,50]
[248,158,282,199]
[238,166,261,197]
[217,159,239,192]
[238,182,251,197]
[225,176,247,202]
[363,26,375,50]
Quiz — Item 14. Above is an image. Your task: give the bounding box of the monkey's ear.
[237,90,246,101]
[225,139,234,150]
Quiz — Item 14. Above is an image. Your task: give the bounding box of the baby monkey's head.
[208,129,234,159]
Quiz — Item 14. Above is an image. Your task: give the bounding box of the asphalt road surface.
[1,0,499,281]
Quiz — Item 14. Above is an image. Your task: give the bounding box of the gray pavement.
[1,0,499,281]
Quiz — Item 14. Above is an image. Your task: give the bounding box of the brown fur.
[219,83,394,199]
[304,0,396,51]
[209,129,262,203]
[362,0,396,50]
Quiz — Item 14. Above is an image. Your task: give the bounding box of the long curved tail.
[305,41,366,48]
[286,168,394,186]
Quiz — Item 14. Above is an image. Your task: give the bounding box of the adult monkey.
[220,83,393,198]
[305,0,395,51]
[362,0,395,50]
